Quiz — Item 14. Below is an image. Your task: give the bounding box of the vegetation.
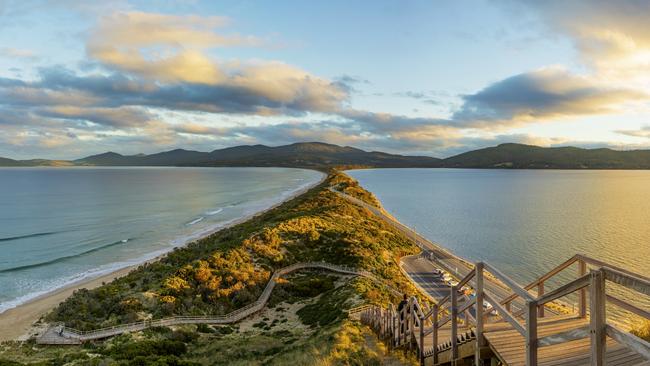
[631,320,650,342]
[0,172,421,365]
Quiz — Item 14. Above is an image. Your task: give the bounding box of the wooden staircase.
[360,254,650,366]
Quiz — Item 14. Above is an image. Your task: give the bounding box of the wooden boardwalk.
[37,261,383,344]
[360,254,650,366]
[337,188,650,366]
[483,315,647,366]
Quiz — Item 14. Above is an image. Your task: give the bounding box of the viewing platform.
[360,254,650,366]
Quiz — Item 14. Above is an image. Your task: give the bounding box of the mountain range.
[3,142,650,169]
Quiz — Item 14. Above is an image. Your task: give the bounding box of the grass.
[1,171,421,365]
[631,320,650,342]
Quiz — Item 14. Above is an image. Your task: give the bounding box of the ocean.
[348,168,650,325]
[0,167,323,313]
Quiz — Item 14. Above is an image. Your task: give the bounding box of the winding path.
[37,262,376,344]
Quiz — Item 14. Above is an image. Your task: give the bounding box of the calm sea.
[348,168,650,324]
[0,167,323,313]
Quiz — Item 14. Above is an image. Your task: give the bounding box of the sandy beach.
[0,172,325,342]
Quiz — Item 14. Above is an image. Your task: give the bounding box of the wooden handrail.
[602,266,650,295]
[606,294,650,319]
[457,297,476,318]
[502,255,579,305]
[536,274,590,305]
[456,266,476,289]
[606,324,650,361]
[40,261,373,343]
[483,262,535,302]
[357,255,650,366]
[578,254,650,282]
[483,291,526,336]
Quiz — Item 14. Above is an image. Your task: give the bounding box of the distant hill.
[440,143,650,169]
[5,142,650,169]
[0,157,22,167]
[6,142,441,169]
[0,157,73,167]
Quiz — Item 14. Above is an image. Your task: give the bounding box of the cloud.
[452,67,646,128]
[0,47,39,61]
[36,106,153,128]
[511,1,650,85]
[616,126,650,139]
[3,5,650,159]
[87,11,258,84]
[393,90,443,105]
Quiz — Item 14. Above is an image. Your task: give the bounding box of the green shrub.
[106,339,187,359]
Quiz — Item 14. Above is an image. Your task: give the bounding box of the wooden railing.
[359,254,650,366]
[38,261,379,344]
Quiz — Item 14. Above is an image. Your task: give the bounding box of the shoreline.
[0,171,326,342]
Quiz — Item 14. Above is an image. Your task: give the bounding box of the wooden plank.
[602,267,650,296]
[537,325,590,347]
[590,270,606,366]
[606,324,650,361]
[484,291,526,336]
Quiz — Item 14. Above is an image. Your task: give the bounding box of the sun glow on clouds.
[1,1,650,159]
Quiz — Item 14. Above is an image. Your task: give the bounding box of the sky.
[1,0,650,159]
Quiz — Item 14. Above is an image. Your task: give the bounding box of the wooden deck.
[360,255,650,366]
[410,315,648,366]
[483,315,647,366]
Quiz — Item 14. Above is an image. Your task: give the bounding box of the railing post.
[590,269,606,366]
[392,309,396,348]
[397,306,406,345]
[432,304,439,365]
[579,259,587,318]
[537,282,545,318]
[451,285,458,361]
[475,262,485,366]
[419,315,425,366]
[409,297,415,351]
[525,300,538,366]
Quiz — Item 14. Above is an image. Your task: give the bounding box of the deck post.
[579,259,587,318]
[409,297,415,350]
[537,282,545,318]
[475,262,485,366]
[392,309,397,348]
[589,269,606,366]
[451,285,459,361]
[432,304,439,365]
[419,315,425,366]
[525,300,538,366]
[399,307,403,346]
